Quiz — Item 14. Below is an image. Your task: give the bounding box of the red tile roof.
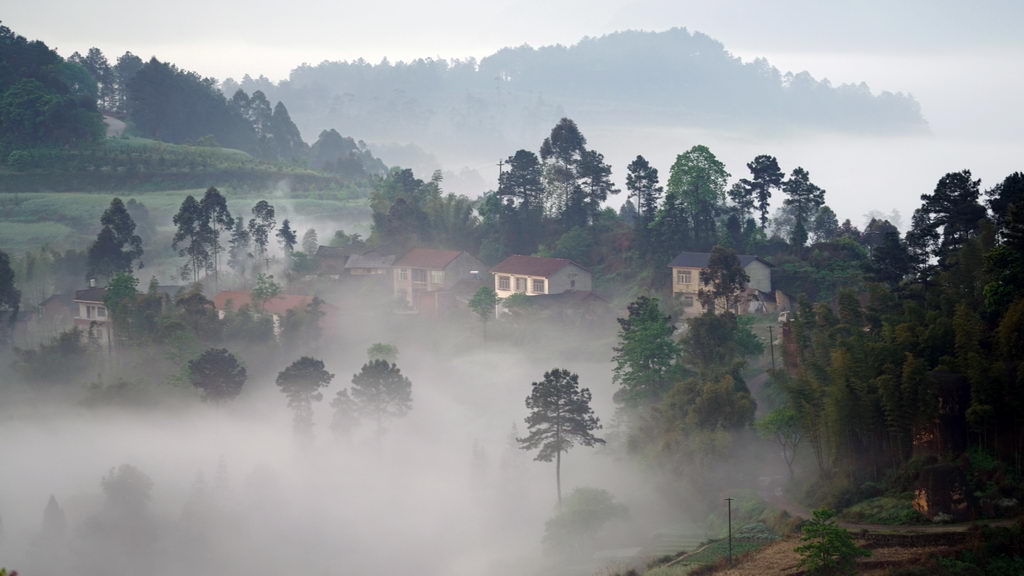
[394,248,463,269]
[213,290,314,316]
[489,254,586,277]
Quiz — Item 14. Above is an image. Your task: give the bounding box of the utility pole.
[768,325,776,370]
[725,497,734,565]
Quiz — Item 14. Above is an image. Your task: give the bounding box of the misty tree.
[367,342,399,363]
[347,359,413,435]
[172,195,211,283]
[87,198,144,280]
[540,117,587,223]
[188,348,247,404]
[228,218,252,283]
[468,286,499,341]
[39,494,68,545]
[811,205,840,243]
[577,148,618,225]
[330,388,359,436]
[518,368,604,504]
[612,296,680,409]
[666,145,730,249]
[277,218,297,256]
[908,169,987,266]
[199,187,234,289]
[301,228,319,255]
[101,464,153,515]
[103,273,139,341]
[542,487,628,557]
[755,405,803,481]
[0,249,21,316]
[248,200,276,271]
[733,154,784,230]
[698,245,750,315]
[276,356,334,435]
[626,155,662,255]
[251,273,280,312]
[782,167,826,247]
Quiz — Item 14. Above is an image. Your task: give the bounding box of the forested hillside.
[229,28,926,164]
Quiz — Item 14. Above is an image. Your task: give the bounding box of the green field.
[0,189,370,255]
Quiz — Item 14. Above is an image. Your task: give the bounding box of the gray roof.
[74,287,107,302]
[345,253,395,269]
[668,251,771,269]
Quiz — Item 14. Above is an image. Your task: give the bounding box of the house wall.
[443,253,485,290]
[494,273,549,298]
[549,265,592,293]
[393,252,485,307]
[745,261,772,293]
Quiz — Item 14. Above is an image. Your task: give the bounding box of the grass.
[838,495,927,525]
[0,221,78,254]
[0,190,370,255]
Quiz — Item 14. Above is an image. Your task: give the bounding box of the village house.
[73,285,114,350]
[392,248,485,314]
[489,254,592,299]
[315,245,354,278]
[344,252,395,276]
[212,290,334,337]
[668,251,773,316]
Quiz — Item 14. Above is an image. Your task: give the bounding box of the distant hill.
[228,28,926,164]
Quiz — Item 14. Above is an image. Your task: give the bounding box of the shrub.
[795,508,870,575]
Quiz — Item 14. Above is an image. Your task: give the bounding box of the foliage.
[612,296,680,408]
[276,356,334,434]
[755,405,802,480]
[251,273,280,311]
[698,245,749,314]
[87,198,143,280]
[542,487,628,556]
[14,327,93,382]
[367,342,399,363]
[518,368,604,502]
[0,24,103,155]
[468,286,498,338]
[346,359,413,434]
[795,509,869,575]
[188,348,246,404]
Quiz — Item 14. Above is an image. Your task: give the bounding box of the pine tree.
[199,187,234,290]
[172,195,211,283]
[87,198,143,280]
[782,167,826,247]
[347,359,413,435]
[189,348,247,404]
[518,368,604,504]
[276,357,334,435]
[248,200,276,271]
[611,296,679,408]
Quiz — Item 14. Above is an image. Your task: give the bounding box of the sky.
[6,0,1022,224]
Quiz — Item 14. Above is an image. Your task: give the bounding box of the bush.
[795,508,870,575]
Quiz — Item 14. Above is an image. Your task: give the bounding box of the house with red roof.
[489,255,592,299]
[392,248,485,314]
[212,290,336,337]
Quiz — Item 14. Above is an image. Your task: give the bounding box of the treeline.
[0,23,104,155]
[775,170,1024,508]
[232,28,925,163]
[0,24,386,184]
[367,115,871,300]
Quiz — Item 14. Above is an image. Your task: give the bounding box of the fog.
[0,289,732,576]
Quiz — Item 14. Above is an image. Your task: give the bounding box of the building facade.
[392,248,485,314]
[489,255,592,299]
[668,251,773,315]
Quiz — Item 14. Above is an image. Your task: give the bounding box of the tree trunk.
[556,449,562,505]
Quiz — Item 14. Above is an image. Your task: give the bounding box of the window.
[412,269,427,282]
[97,306,107,318]
[399,268,409,281]
[515,277,527,293]
[677,270,692,285]
[681,295,695,308]
[86,305,95,319]
[532,279,545,294]
[498,276,510,291]
[430,270,444,284]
